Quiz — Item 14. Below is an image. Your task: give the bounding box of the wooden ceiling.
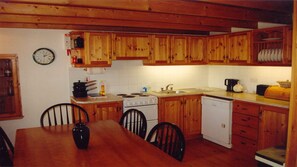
[0,0,293,35]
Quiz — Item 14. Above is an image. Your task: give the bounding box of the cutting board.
[264,86,290,101]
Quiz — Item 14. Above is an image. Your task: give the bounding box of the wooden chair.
[146,122,186,161]
[40,103,90,127]
[0,127,14,166]
[119,109,147,139]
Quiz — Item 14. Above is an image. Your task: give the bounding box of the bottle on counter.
[7,80,14,96]
[99,80,105,96]
[4,60,12,77]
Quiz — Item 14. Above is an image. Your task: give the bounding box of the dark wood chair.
[40,103,90,127]
[146,122,186,161]
[0,127,14,167]
[119,109,147,139]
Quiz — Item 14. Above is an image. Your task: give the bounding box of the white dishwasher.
[201,96,233,148]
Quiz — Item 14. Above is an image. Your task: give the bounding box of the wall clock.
[32,48,55,65]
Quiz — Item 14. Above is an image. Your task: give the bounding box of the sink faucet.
[165,84,173,90]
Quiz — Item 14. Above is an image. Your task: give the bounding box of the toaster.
[256,84,270,96]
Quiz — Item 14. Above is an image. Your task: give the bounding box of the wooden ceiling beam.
[0,22,209,35]
[199,0,293,13]
[4,0,292,24]
[0,2,257,29]
[0,14,231,32]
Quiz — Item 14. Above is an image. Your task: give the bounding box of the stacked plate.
[257,49,283,62]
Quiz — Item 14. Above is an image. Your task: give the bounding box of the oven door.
[124,105,158,138]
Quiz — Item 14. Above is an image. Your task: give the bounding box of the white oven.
[120,93,158,138]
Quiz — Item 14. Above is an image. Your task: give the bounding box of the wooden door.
[93,102,123,122]
[206,35,227,64]
[87,32,112,66]
[170,36,187,64]
[158,96,183,130]
[183,95,202,138]
[144,35,170,65]
[258,105,288,149]
[227,32,251,64]
[112,33,151,60]
[188,37,206,64]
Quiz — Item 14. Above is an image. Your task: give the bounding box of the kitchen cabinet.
[206,35,227,64]
[252,26,292,66]
[69,31,112,67]
[0,54,23,120]
[112,33,151,60]
[71,101,123,122]
[144,35,206,65]
[207,32,251,65]
[143,35,170,65]
[227,31,251,64]
[258,105,288,149]
[158,95,202,139]
[232,100,260,157]
[232,100,289,157]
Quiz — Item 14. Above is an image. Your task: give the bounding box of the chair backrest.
[119,109,147,139]
[0,127,14,166]
[40,103,90,127]
[146,122,185,161]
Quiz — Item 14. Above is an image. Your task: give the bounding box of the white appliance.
[119,93,158,138]
[201,96,233,148]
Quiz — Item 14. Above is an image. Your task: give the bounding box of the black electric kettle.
[224,79,239,92]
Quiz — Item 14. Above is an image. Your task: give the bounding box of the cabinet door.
[227,32,251,64]
[112,33,151,60]
[87,32,112,66]
[159,96,183,130]
[94,102,123,122]
[258,105,288,149]
[170,36,187,64]
[206,35,227,64]
[144,35,170,65]
[183,95,201,137]
[188,37,206,64]
[0,55,23,120]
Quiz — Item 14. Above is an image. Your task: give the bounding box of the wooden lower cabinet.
[72,100,123,122]
[232,100,289,157]
[158,95,202,139]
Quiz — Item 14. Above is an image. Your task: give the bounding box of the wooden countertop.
[71,94,123,104]
[204,91,289,109]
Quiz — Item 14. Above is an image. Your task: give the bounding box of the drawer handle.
[241,119,247,122]
[240,142,246,145]
[240,130,246,133]
[241,107,248,110]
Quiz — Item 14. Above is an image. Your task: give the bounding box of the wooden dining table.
[14,120,184,167]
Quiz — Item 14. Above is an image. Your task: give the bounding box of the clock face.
[33,48,55,65]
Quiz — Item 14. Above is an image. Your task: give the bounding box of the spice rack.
[252,26,292,66]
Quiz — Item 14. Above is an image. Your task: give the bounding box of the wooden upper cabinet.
[170,36,187,64]
[188,37,206,64]
[251,26,292,66]
[206,35,227,64]
[87,32,112,66]
[143,35,170,65]
[0,54,23,120]
[69,31,112,67]
[112,33,151,60]
[227,31,251,64]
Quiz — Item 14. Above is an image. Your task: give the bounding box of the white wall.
[0,28,292,145]
[0,28,70,143]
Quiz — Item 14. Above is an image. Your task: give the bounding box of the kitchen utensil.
[224,79,239,92]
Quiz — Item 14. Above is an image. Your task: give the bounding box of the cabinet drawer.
[233,124,258,140]
[233,100,260,117]
[232,135,258,156]
[233,113,259,128]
